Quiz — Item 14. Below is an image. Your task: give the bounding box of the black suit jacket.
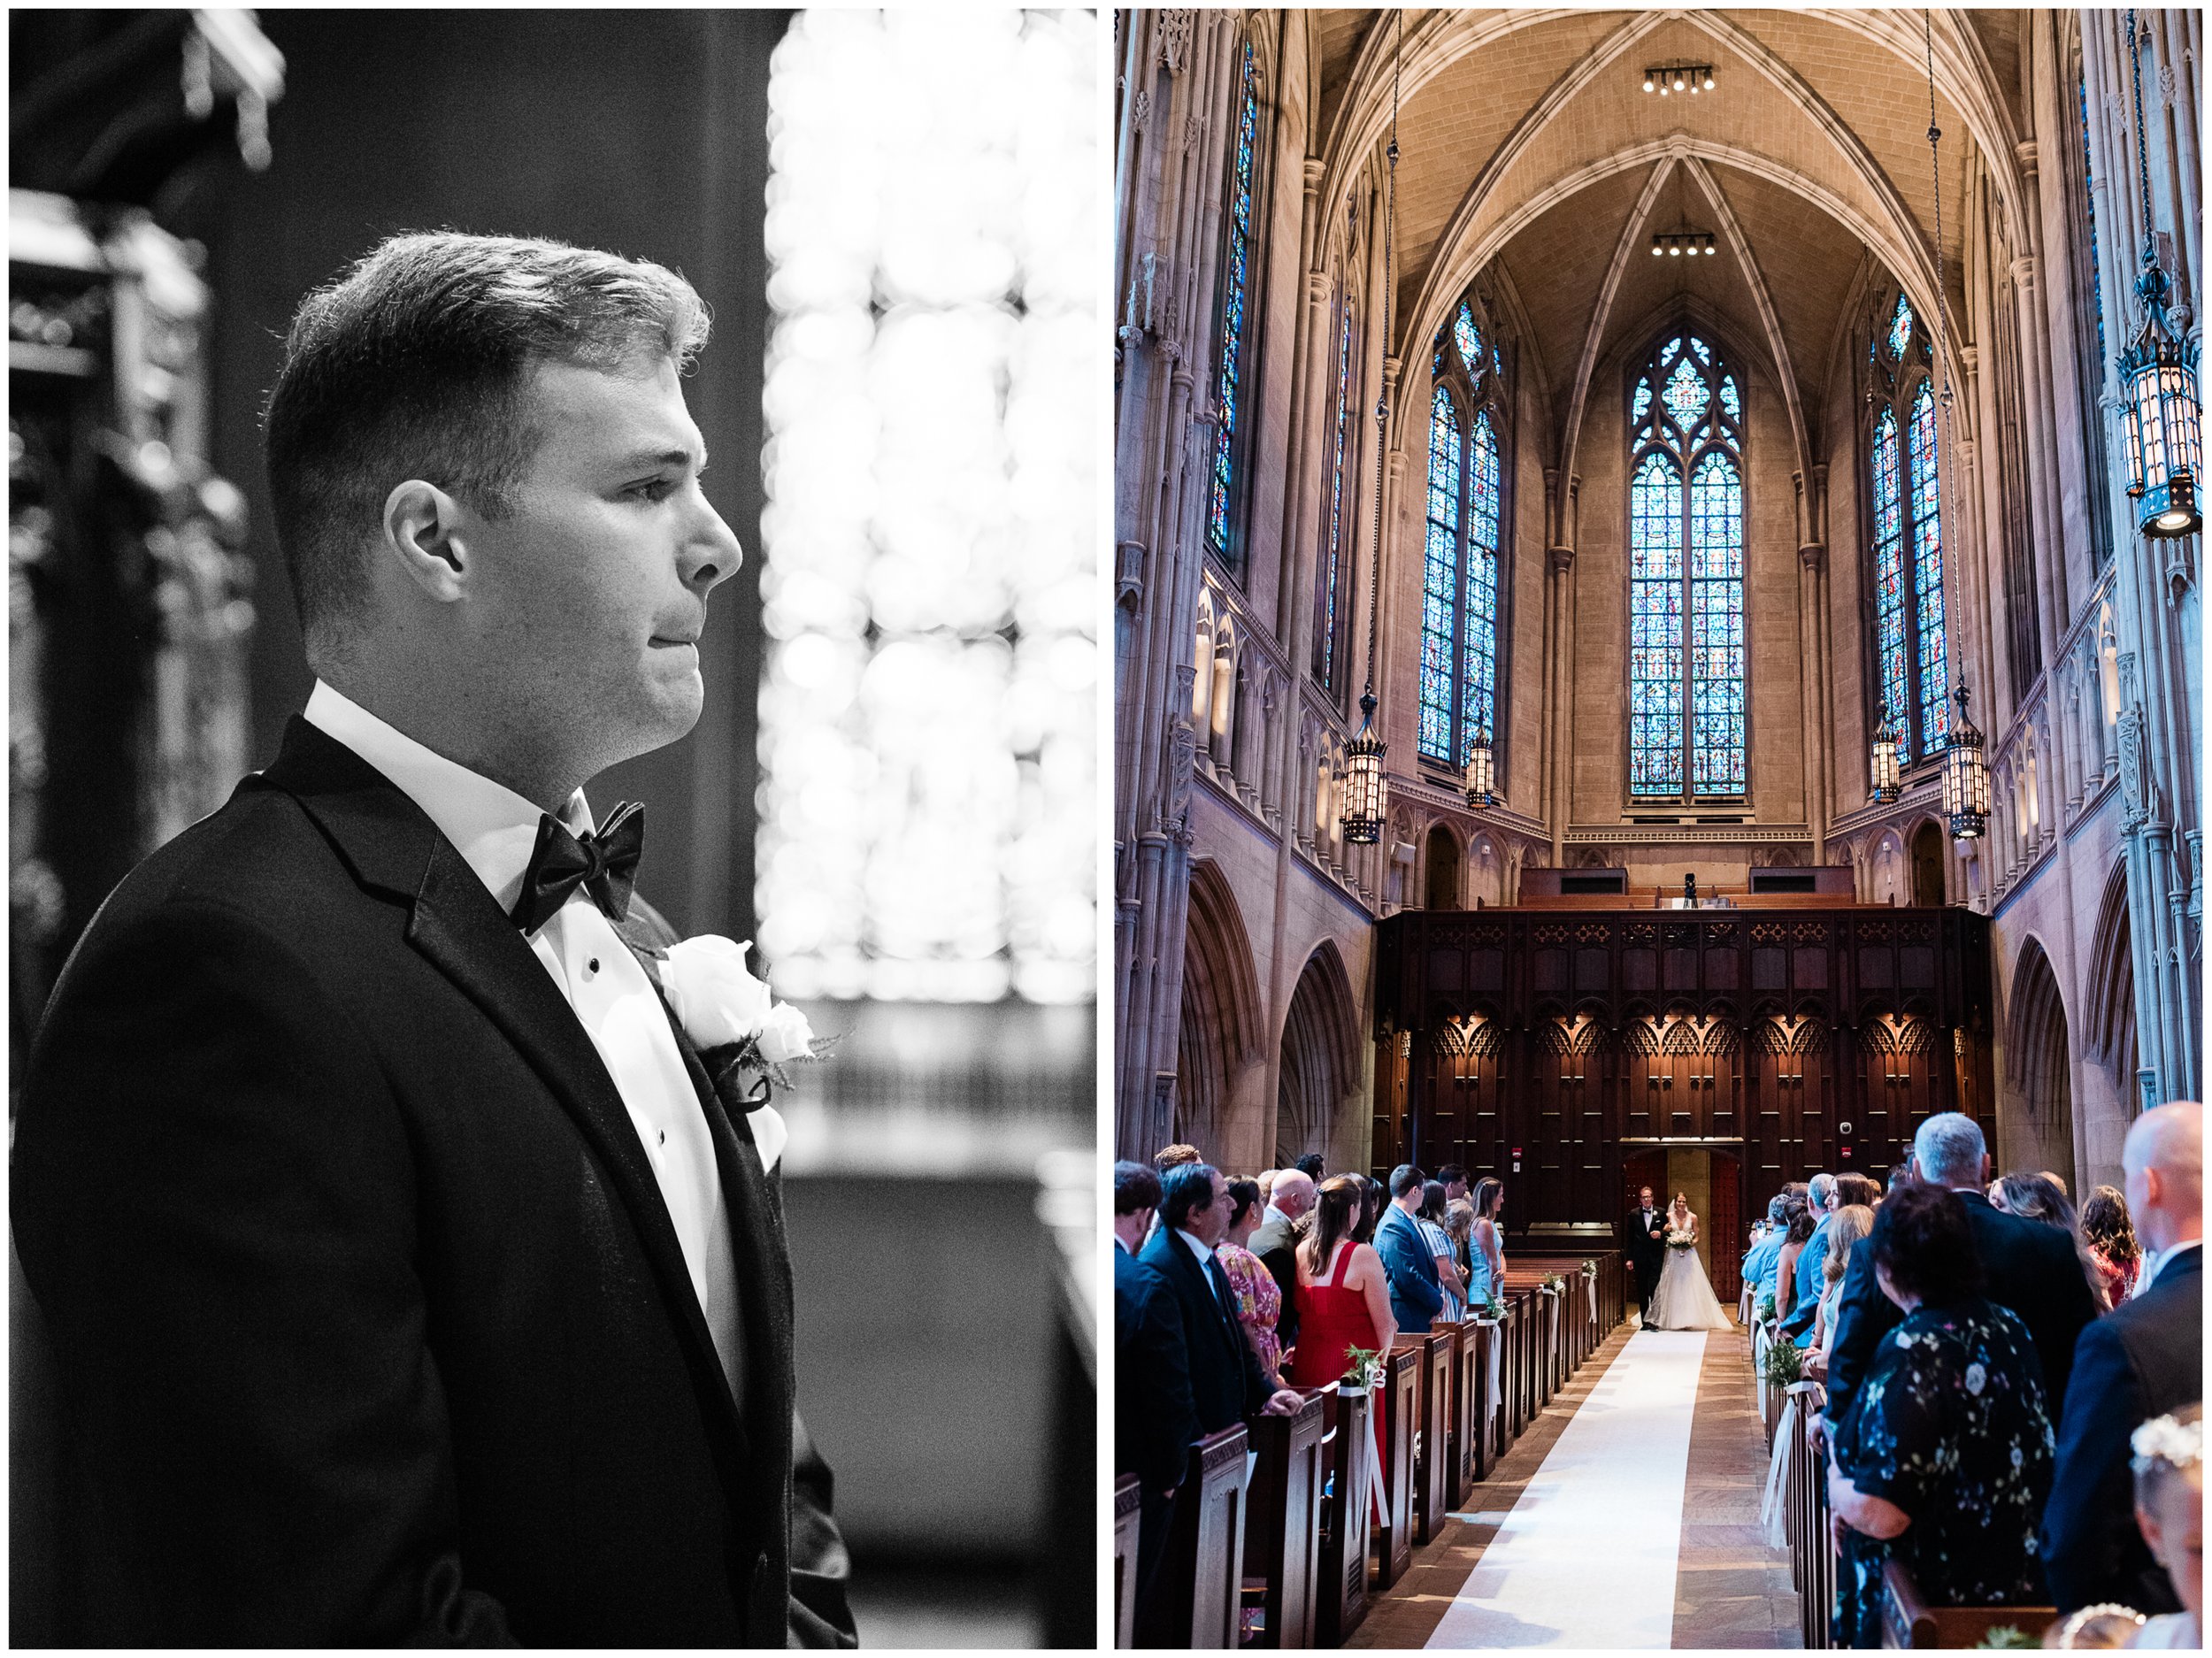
[11,718,855,1646]
[2042,1246,2202,1613]
[1625,1207,1664,1278]
[1138,1229,1269,1435]
[1247,1211,1301,1350]
[1824,1189,2095,1441]
[1115,1245,1199,1491]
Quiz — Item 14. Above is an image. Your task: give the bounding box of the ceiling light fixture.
[1643,62,1715,97]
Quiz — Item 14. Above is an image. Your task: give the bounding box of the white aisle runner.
[1425,1330,1707,1649]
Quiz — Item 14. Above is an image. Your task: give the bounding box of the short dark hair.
[1438,1163,1470,1188]
[1388,1163,1425,1200]
[1868,1182,1985,1305]
[1113,1160,1162,1217]
[1294,1153,1326,1181]
[1226,1178,1262,1231]
[1160,1163,1222,1232]
[264,232,709,657]
[1155,1143,1202,1173]
[1834,1173,1881,1209]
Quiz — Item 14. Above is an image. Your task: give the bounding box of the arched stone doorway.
[2006,940,2076,1188]
[2080,862,2139,1186]
[1909,821,1946,907]
[1176,861,1262,1157]
[1277,942,1361,1168]
[1425,824,1461,911]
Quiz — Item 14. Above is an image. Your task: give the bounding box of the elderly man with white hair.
[2042,1101,2203,1614]
[1817,1112,2097,1451]
[1248,1168,1317,1350]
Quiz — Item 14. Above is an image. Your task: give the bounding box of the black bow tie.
[509,801,644,933]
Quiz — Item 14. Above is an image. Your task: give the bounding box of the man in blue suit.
[1111,1162,1195,1631]
[1375,1164,1445,1335]
[2042,1101,2202,1614]
[1778,1171,1835,1345]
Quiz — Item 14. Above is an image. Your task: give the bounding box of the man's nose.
[682,499,742,594]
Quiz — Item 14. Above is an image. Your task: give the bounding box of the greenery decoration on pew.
[1542,1273,1566,1295]
[1480,1291,1505,1321]
[1762,1336,1804,1388]
[1340,1347,1386,1391]
[1579,1259,1597,1279]
[1973,1628,2039,1649]
[1757,1291,1777,1325]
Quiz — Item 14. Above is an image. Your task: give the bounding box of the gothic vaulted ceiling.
[1306,8,2026,466]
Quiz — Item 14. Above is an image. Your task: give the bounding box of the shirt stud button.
[587,957,600,974]
[657,1129,667,1146]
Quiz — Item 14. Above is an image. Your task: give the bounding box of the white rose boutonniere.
[653,935,830,1114]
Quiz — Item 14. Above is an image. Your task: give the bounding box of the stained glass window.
[1419,388,1463,760]
[1908,382,1949,752]
[1872,408,1909,733]
[1886,293,1914,362]
[1207,39,1259,572]
[1465,411,1501,756]
[1454,303,1481,374]
[1318,296,1353,690]
[1629,332,1743,798]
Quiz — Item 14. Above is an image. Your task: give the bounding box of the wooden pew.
[1406,1331,1453,1544]
[1371,1343,1418,1589]
[1784,1382,1832,1650]
[1878,1561,2055,1649]
[1314,1385,1371,1646]
[1143,1425,1250,1648]
[1447,1320,1479,1504]
[1114,1473,1142,1648]
[1241,1389,1325,1649]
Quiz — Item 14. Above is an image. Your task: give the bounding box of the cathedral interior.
[1113,8,2202,1240]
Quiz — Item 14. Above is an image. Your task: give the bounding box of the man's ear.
[382,479,470,603]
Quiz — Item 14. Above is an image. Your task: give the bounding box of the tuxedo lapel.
[257,718,756,1480]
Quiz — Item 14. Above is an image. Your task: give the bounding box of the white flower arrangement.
[1664,1226,1696,1252]
[2130,1411,2204,1472]
[647,934,832,1112]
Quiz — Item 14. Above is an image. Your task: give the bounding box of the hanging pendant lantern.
[2117,247,2203,539]
[1341,692,1386,843]
[1939,673,1988,839]
[1869,711,1901,804]
[1463,728,1495,810]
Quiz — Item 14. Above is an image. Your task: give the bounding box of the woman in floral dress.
[1219,1178,1286,1387]
[1826,1184,2056,1649]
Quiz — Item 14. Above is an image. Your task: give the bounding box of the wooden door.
[1421,1016,1501,1181]
[1709,1148,1743,1302]
[1751,1014,1834,1209]
[1855,1016,1939,1186]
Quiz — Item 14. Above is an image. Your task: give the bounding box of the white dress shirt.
[305,681,741,1395]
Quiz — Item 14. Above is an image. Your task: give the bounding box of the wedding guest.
[1824,1114,2095,1447]
[1217,1178,1286,1387]
[1112,1162,1194,1619]
[1743,1194,1789,1301]
[1256,1169,1278,1210]
[1138,1164,1302,1442]
[1805,1203,1874,1372]
[1994,1171,2109,1314]
[1375,1165,1445,1335]
[1438,1163,1472,1205]
[2044,1102,2202,1614]
[1350,1173,1385,1246]
[1775,1204,1817,1329]
[1155,1143,1202,1175]
[1294,1152,1326,1184]
[2126,1406,2203,1649]
[1826,1183,2055,1648]
[1469,1178,1507,1309]
[1285,1176,1396,1387]
[1445,1201,1478,1308]
[1778,1171,1837,1346]
[2080,1185,2145,1309]
[1418,1180,1466,1321]
[1250,1170,1314,1350]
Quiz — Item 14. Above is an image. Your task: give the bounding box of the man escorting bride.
[1646,1191,1739,1332]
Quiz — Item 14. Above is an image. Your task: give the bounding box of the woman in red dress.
[1286,1176,1399,1387]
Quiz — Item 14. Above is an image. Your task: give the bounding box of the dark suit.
[1115,1243,1198,1625]
[2041,1245,2202,1613]
[1374,1206,1443,1334]
[11,718,854,1646]
[1248,1210,1301,1351]
[1625,1206,1664,1316]
[1137,1228,1269,1434]
[1824,1189,2096,1442]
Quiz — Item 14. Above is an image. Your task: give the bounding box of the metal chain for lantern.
[2116,8,2203,537]
[1922,12,1987,840]
[1340,12,1402,846]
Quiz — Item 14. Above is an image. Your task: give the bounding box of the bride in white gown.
[1645,1193,1737,1332]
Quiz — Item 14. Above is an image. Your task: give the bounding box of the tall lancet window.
[1418,295,1512,772]
[1316,281,1355,693]
[1864,287,1949,763]
[1206,37,1260,578]
[1628,332,1744,798]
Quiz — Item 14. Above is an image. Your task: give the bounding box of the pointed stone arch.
[2005,936,2077,1188]
[1177,860,1263,1155]
[1277,940,1363,1167]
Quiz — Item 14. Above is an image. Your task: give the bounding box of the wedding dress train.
[1646,1229,1737,1332]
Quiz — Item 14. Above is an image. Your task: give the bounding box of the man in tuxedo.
[1625,1185,1665,1324]
[2042,1101,2203,1613]
[1820,1113,2096,1450]
[1112,1162,1195,1623]
[1375,1164,1445,1335]
[1138,1164,1303,1436]
[12,234,854,1646]
[1248,1169,1314,1351]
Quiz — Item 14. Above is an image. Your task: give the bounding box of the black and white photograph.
[11,8,1097,1647]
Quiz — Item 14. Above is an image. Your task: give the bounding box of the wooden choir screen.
[1372,907,1994,1233]
[1709,1148,1742,1301]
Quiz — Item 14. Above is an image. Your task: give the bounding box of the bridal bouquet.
[1664,1227,1697,1252]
